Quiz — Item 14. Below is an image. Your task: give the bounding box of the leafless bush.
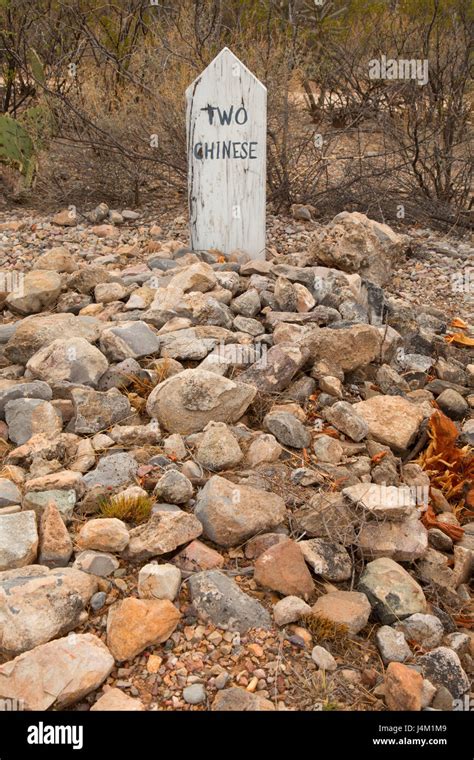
[0,0,472,228]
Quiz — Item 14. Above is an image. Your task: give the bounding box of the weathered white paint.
[186,47,267,260]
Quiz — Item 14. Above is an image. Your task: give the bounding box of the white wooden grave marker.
[186,47,267,260]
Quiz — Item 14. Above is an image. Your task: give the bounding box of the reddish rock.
[311,590,371,634]
[254,540,314,600]
[106,597,181,661]
[38,502,72,567]
[244,532,289,559]
[171,539,224,572]
[385,662,423,711]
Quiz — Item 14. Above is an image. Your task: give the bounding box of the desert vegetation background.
[0,0,472,230]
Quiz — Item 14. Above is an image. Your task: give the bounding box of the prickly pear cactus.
[0,114,36,186]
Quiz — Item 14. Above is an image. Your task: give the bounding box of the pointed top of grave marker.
[185,47,267,99]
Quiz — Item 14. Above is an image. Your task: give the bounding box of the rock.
[294,492,357,544]
[273,596,311,626]
[33,246,76,273]
[100,321,161,361]
[212,687,274,711]
[52,208,77,226]
[310,212,404,285]
[0,478,21,507]
[436,389,468,420]
[106,596,180,661]
[244,533,289,559]
[0,511,38,571]
[146,369,256,434]
[428,528,453,551]
[343,483,416,520]
[74,550,119,577]
[295,282,316,312]
[69,387,131,435]
[24,470,84,498]
[5,313,101,365]
[83,452,138,488]
[353,395,426,453]
[421,679,437,708]
[138,563,181,601]
[26,338,108,387]
[419,647,470,699]
[171,540,224,573]
[91,591,107,611]
[358,557,427,624]
[154,470,193,504]
[443,632,471,657]
[168,262,216,293]
[38,502,73,567]
[238,344,309,393]
[246,434,282,467]
[376,626,412,664]
[311,645,337,672]
[385,662,423,711]
[254,540,314,599]
[77,518,129,553]
[231,289,261,317]
[122,209,140,220]
[0,565,97,655]
[5,398,62,445]
[188,570,271,632]
[357,515,428,561]
[95,282,128,303]
[194,475,286,547]
[319,375,343,397]
[432,685,454,710]
[263,411,310,449]
[125,510,202,560]
[68,266,112,294]
[0,633,113,710]
[233,315,263,335]
[323,401,369,442]
[183,684,206,705]
[98,357,143,391]
[312,434,343,463]
[109,422,161,446]
[91,688,144,711]
[0,381,52,419]
[299,539,352,581]
[6,270,61,315]
[301,324,382,372]
[274,276,297,310]
[158,327,217,361]
[195,422,243,470]
[311,591,370,635]
[415,549,459,600]
[394,614,444,649]
[163,434,187,460]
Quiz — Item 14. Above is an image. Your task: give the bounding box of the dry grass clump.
[98,493,153,524]
[305,613,350,646]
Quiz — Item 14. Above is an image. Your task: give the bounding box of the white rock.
[311,645,337,672]
[138,563,181,601]
[273,596,311,626]
[0,511,38,571]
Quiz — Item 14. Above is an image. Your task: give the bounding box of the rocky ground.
[0,203,472,713]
